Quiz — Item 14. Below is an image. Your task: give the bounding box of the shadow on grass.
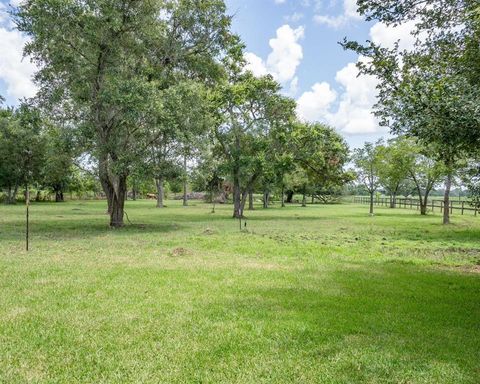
[188,264,480,381]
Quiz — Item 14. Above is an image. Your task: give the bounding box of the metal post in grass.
[25,184,30,252]
[24,149,33,252]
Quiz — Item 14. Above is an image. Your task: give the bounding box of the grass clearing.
[1,200,479,383]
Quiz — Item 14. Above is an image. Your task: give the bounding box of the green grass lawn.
[1,200,479,383]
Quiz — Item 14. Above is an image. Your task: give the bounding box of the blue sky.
[0,0,416,147]
[227,0,367,94]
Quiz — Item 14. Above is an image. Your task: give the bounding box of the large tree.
[0,104,45,204]
[291,122,350,203]
[407,149,446,215]
[15,0,236,227]
[41,123,75,202]
[212,72,295,218]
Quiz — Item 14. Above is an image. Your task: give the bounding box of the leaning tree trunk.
[443,172,452,225]
[155,177,164,208]
[369,191,374,215]
[248,188,254,211]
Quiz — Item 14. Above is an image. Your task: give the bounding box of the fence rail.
[352,196,478,216]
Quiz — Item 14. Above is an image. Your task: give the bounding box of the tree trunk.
[420,198,427,215]
[109,175,127,228]
[233,165,242,218]
[413,182,428,215]
[248,188,254,211]
[281,185,285,208]
[99,157,113,215]
[302,191,307,207]
[263,191,269,209]
[389,193,396,208]
[286,190,293,203]
[311,195,315,204]
[443,172,452,225]
[55,190,64,202]
[240,190,248,215]
[155,177,164,208]
[6,185,12,204]
[132,189,137,201]
[369,191,374,215]
[183,154,188,207]
[12,184,18,204]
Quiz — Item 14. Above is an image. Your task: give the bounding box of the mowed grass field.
[0,200,479,383]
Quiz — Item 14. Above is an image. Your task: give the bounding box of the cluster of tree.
[0,102,83,203]
[353,137,455,219]
[2,0,352,227]
[347,0,480,224]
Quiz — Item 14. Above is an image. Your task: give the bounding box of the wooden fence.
[353,196,478,216]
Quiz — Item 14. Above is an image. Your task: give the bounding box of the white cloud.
[369,20,419,51]
[0,27,37,100]
[296,58,383,135]
[327,60,380,134]
[314,0,362,29]
[296,82,337,122]
[244,24,304,94]
[274,0,286,4]
[244,52,268,78]
[295,18,420,135]
[266,25,304,83]
[288,76,299,96]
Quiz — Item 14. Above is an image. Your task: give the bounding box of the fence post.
[461,201,465,215]
[432,200,434,212]
[450,201,453,214]
[440,201,443,213]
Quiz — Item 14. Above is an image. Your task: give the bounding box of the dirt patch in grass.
[202,228,216,235]
[170,247,189,257]
[454,264,480,274]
